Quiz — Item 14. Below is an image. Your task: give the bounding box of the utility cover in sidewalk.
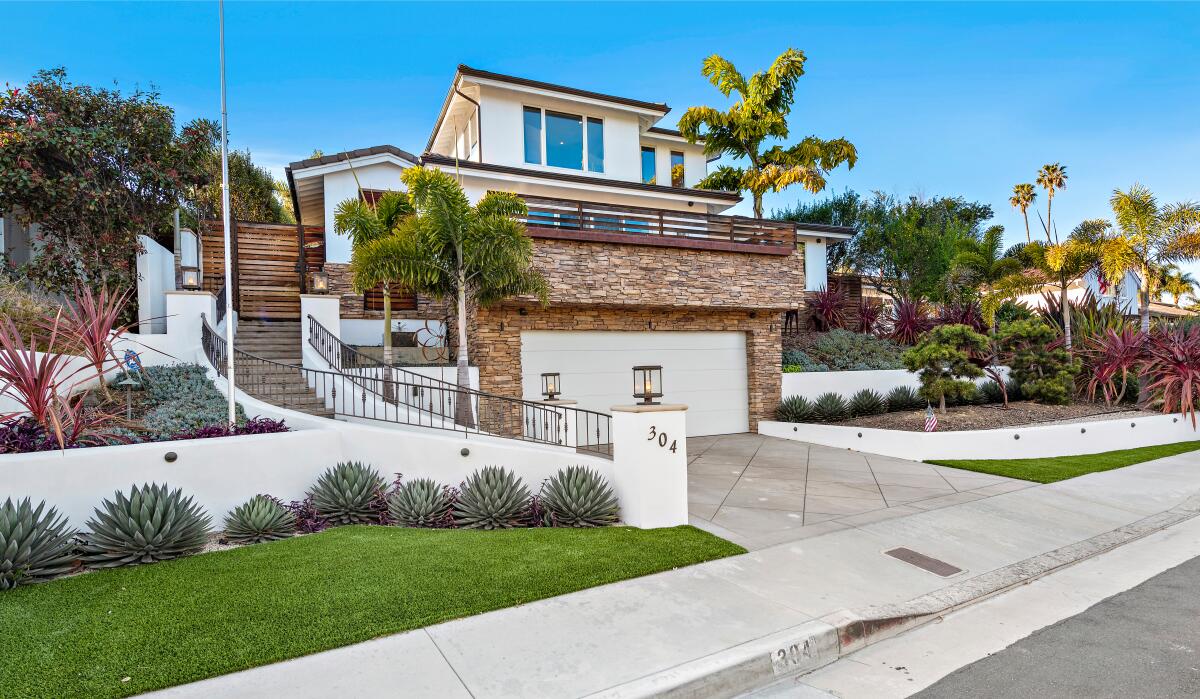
[885,547,963,577]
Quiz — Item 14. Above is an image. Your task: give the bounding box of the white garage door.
[520,331,749,437]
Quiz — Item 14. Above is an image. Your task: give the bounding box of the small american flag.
[924,405,938,432]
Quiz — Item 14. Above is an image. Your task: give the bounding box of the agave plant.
[223,495,297,544]
[80,483,212,568]
[1083,327,1146,406]
[453,466,531,530]
[812,392,850,423]
[309,461,386,525]
[1,497,77,589]
[806,287,847,332]
[980,380,1007,404]
[849,389,887,417]
[776,395,815,423]
[387,478,455,528]
[885,385,923,411]
[1140,326,1200,427]
[889,297,934,345]
[540,466,619,527]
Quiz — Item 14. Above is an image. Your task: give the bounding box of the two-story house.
[225,65,856,436]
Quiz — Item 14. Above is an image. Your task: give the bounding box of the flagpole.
[219,0,236,425]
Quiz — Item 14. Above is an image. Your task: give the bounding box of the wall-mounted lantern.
[633,365,663,405]
[310,270,330,294]
[180,266,201,290]
[541,372,561,401]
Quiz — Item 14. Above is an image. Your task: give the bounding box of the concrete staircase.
[233,320,333,418]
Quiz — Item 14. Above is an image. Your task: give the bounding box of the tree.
[774,189,863,272]
[946,224,1022,323]
[1009,183,1037,243]
[1102,185,1200,332]
[1036,163,1067,242]
[183,119,290,226]
[998,319,1080,405]
[351,167,548,425]
[1155,264,1196,308]
[678,49,857,218]
[0,68,212,294]
[902,324,988,413]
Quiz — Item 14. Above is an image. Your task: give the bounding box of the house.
[208,65,856,436]
[1014,268,1142,317]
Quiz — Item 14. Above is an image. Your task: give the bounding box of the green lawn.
[929,441,1200,484]
[1,525,744,699]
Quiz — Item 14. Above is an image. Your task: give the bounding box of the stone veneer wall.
[322,262,449,321]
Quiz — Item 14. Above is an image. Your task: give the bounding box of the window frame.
[522,105,604,174]
[670,151,686,188]
[640,146,657,184]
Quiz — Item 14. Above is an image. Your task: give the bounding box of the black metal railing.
[202,315,613,457]
[215,284,228,325]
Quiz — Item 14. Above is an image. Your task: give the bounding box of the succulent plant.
[812,392,850,423]
[540,466,619,527]
[309,461,386,525]
[849,389,887,417]
[223,495,297,544]
[453,466,531,530]
[980,379,1005,404]
[1,498,77,589]
[775,395,815,423]
[886,385,924,411]
[387,479,455,527]
[80,483,212,568]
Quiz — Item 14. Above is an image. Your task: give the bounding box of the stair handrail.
[306,314,462,393]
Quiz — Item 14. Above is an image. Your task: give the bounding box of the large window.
[641,146,656,184]
[522,107,603,173]
[670,151,685,187]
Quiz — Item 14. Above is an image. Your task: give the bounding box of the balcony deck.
[517,195,796,255]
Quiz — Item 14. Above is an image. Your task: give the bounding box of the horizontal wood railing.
[516,194,796,254]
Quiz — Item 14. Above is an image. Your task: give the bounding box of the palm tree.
[1036,163,1067,242]
[352,167,548,426]
[947,225,1023,326]
[1009,183,1037,243]
[1102,185,1200,332]
[678,49,857,218]
[1159,264,1197,308]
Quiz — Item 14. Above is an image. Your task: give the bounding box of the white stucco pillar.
[301,294,342,371]
[164,291,217,351]
[610,403,689,529]
[528,399,578,447]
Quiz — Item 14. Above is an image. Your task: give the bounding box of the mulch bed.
[835,401,1151,432]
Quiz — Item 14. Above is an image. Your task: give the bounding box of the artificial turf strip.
[0,525,745,699]
[928,440,1200,484]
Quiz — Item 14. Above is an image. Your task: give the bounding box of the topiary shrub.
[805,330,906,371]
[540,466,620,527]
[812,392,850,423]
[902,324,988,413]
[998,320,1080,405]
[453,466,531,530]
[1,498,76,589]
[885,385,924,411]
[776,395,815,422]
[80,483,212,568]
[387,478,456,528]
[781,349,830,372]
[308,462,387,525]
[849,389,887,417]
[223,495,296,544]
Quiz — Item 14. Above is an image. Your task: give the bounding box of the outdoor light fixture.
[311,271,330,294]
[541,372,561,401]
[633,365,663,405]
[116,375,140,420]
[181,266,201,290]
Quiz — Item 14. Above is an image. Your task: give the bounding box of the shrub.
[0,417,58,454]
[812,392,850,422]
[0,280,57,341]
[849,389,887,417]
[806,287,847,331]
[285,496,329,534]
[387,478,456,528]
[776,395,815,422]
[885,385,924,411]
[855,298,885,334]
[167,416,289,441]
[80,483,212,568]
[890,297,934,345]
[540,466,620,527]
[1006,378,1024,402]
[223,495,297,544]
[1083,327,1146,406]
[980,380,1006,404]
[805,330,905,371]
[453,466,531,530]
[0,498,76,589]
[995,300,1035,326]
[902,324,988,412]
[998,320,1080,405]
[781,349,830,372]
[308,462,387,525]
[936,300,988,333]
[1140,326,1200,427]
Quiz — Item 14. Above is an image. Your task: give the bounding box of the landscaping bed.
[834,401,1148,432]
[929,441,1200,483]
[0,525,743,699]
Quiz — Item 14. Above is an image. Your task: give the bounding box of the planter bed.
[831,401,1146,432]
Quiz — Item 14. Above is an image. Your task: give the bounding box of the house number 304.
[647,426,678,453]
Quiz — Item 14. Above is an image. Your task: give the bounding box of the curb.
[590,493,1200,699]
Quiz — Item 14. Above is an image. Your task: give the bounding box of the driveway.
[687,433,1033,549]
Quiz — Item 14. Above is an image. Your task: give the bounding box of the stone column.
[610,403,689,529]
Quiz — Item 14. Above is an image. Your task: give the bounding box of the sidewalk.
[146,449,1200,699]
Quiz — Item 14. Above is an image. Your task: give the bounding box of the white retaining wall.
[782,368,1009,400]
[759,413,1198,462]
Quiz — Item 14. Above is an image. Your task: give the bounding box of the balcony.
[516,195,796,255]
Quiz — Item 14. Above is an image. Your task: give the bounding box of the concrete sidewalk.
[146,450,1200,699]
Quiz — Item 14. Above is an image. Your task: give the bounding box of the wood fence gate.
[201,220,324,321]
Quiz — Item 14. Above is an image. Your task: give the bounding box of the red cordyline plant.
[806,286,848,331]
[855,298,884,334]
[1139,326,1200,428]
[1083,327,1146,406]
[0,315,91,448]
[889,296,934,345]
[50,285,134,395]
[937,300,988,333]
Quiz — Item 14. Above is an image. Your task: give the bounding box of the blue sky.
[4,2,1199,279]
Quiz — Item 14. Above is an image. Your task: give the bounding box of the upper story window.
[641,146,656,184]
[670,151,685,187]
[522,106,603,173]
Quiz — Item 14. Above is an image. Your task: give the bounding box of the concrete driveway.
[687,433,1032,550]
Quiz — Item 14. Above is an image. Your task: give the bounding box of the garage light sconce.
[541,372,561,401]
[633,365,663,405]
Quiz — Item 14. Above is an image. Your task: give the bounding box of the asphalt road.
[914,554,1200,698]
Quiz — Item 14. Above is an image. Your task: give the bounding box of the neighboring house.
[1014,268,1142,317]
[202,65,854,436]
[0,209,36,271]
